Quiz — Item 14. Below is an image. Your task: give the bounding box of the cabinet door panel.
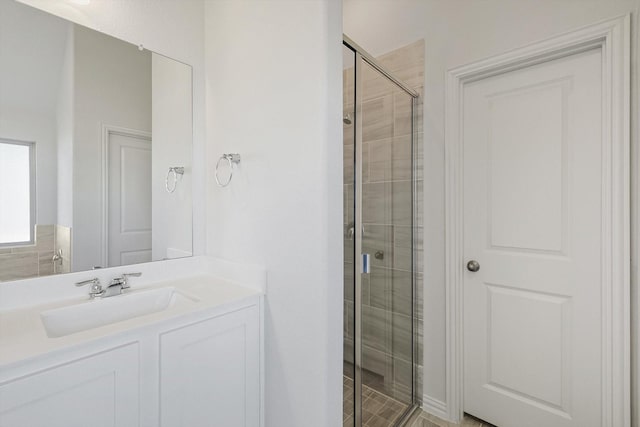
[0,343,139,427]
[160,306,260,427]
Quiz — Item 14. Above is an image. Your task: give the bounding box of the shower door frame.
[343,35,421,427]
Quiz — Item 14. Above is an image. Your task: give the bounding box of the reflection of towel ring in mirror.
[165,166,185,193]
[215,153,241,187]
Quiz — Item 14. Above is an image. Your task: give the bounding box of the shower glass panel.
[343,43,356,426]
[360,60,414,411]
[343,37,419,427]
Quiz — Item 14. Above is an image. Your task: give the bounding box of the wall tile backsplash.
[0,224,72,282]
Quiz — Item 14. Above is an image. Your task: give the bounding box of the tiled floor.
[343,374,495,427]
[343,376,410,427]
[406,411,496,427]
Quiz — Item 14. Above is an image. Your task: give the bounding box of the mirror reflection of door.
[106,130,152,267]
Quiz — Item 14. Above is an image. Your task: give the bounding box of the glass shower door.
[357,60,415,427]
[343,37,418,427]
[343,43,356,427]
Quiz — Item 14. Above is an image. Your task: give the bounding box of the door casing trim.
[444,15,631,426]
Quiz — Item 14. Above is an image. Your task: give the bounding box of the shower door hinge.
[362,253,371,274]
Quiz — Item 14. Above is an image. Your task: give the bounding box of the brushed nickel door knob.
[467,260,480,272]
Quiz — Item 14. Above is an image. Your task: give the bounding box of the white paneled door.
[107,130,152,267]
[462,47,608,427]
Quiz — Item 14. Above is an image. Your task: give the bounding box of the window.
[0,139,36,246]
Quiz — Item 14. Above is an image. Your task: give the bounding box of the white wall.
[0,0,69,227]
[204,1,343,426]
[56,24,74,229]
[152,53,193,261]
[72,25,151,271]
[18,0,207,259]
[344,0,640,419]
[0,0,68,118]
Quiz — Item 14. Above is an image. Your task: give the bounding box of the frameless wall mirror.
[0,0,193,282]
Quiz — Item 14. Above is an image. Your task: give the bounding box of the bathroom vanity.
[0,257,265,427]
[0,3,266,425]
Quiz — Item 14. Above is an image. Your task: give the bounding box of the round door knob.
[466,260,480,272]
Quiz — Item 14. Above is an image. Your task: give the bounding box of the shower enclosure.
[343,36,421,427]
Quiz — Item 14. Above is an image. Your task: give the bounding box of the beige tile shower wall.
[344,40,424,402]
[0,224,71,282]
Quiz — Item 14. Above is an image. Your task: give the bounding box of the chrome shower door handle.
[362,253,371,274]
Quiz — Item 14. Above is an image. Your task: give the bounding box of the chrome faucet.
[75,272,142,299]
[102,272,142,298]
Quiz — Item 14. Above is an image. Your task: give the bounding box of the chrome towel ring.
[165,166,185,193]
[215,153,241,187]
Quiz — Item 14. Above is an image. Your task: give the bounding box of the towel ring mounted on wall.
[215,153,241,187]
[165,166,185,193]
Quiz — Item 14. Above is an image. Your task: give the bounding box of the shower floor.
[343,375,409,427]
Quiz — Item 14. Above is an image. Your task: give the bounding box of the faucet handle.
[118,272,142,289]
[75,278,100,287]
[75,278,103,298]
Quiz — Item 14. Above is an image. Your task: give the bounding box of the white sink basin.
[41,287,191,338]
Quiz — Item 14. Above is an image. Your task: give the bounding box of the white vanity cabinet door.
[159,305,260,427]
[0,343,139,427]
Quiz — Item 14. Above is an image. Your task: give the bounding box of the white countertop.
[0,274,263,369]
